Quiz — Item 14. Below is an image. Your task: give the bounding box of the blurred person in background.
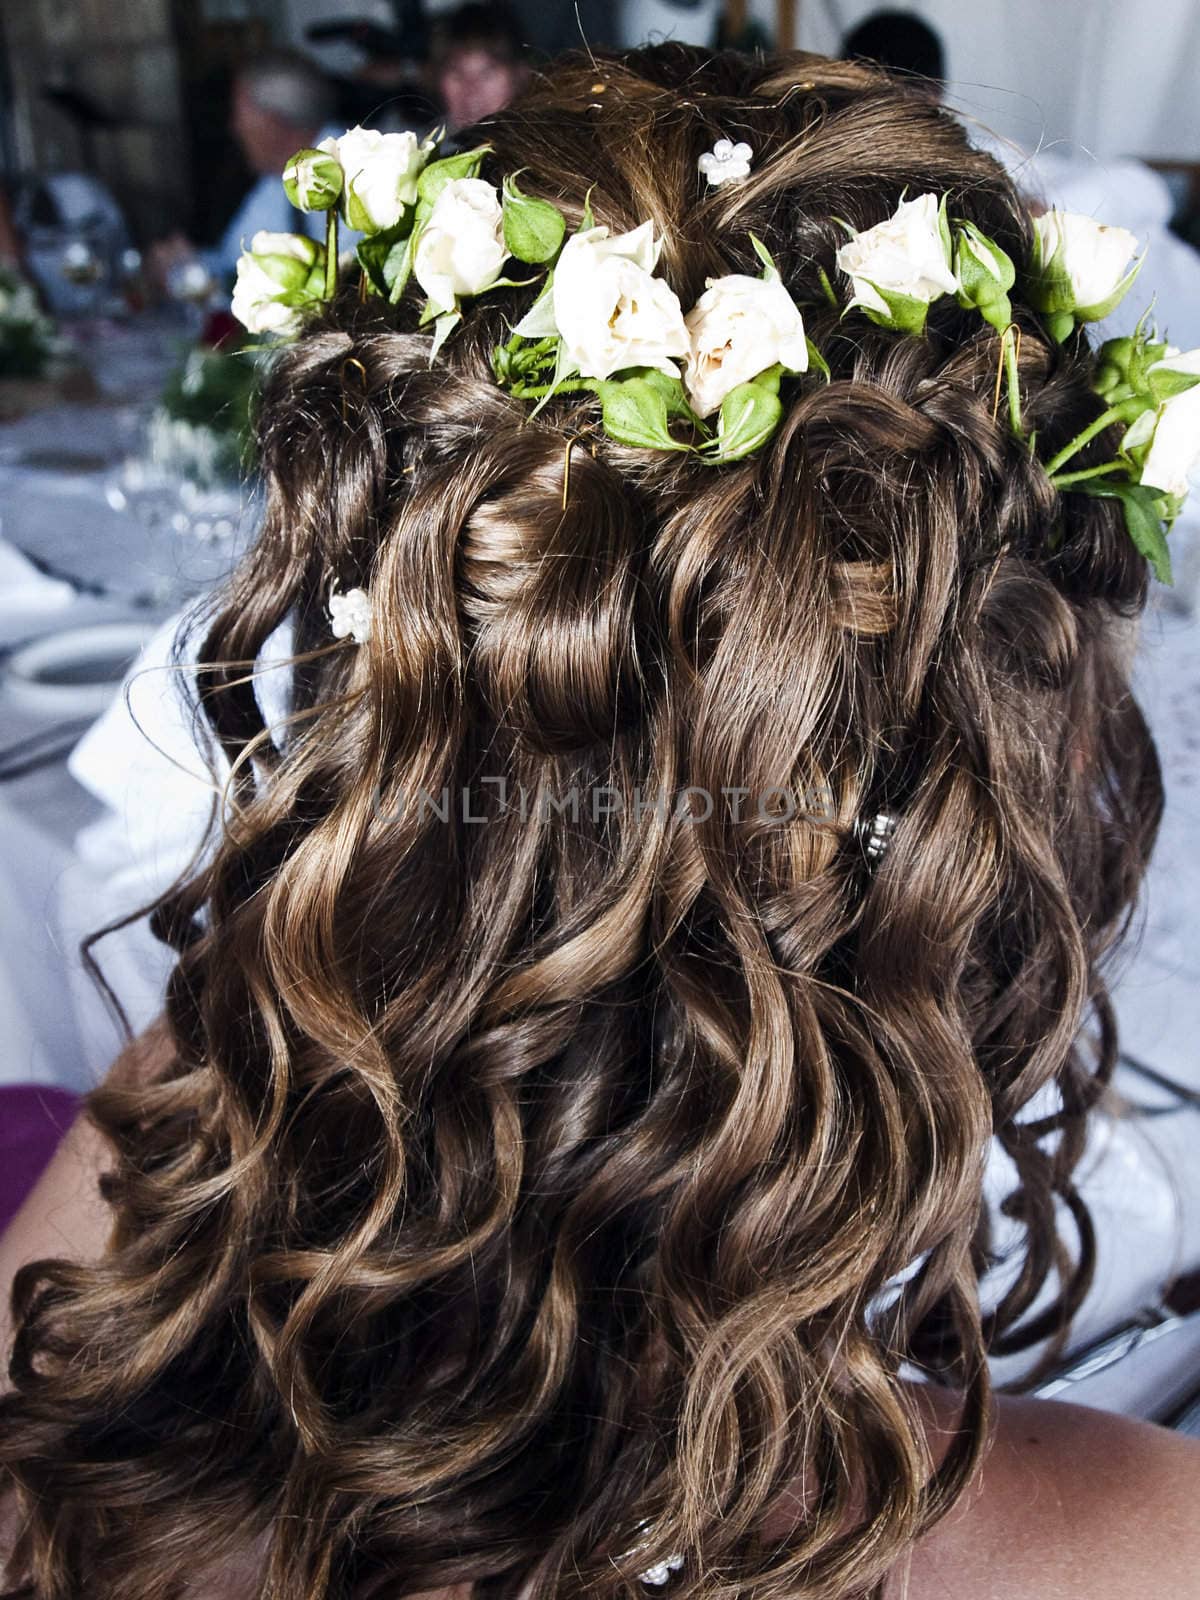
[150,50,341,290]
[430,3,530,138]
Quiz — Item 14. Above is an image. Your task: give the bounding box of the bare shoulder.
[900,1384,1200,1600]
[0,1020,176,1379]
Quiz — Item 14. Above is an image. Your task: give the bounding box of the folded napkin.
[0,534,75,617]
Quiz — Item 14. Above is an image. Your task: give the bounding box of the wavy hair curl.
[1,44,1163,1600]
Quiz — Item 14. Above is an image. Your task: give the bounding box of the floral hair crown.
[232,123,1200,606]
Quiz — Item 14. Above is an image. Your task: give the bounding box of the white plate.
[1,620,159,718]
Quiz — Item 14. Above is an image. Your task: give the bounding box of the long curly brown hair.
[1,44,1163,1600]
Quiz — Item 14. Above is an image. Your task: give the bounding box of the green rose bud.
[282,147,343,213]
[953,220,1015,334]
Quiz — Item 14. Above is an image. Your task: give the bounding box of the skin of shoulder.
[897,1382,1200,1600]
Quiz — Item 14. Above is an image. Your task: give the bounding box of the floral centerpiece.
[146,312,263,490]
[0,265,92,418]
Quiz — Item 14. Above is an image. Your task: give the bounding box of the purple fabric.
[0,1085,82,1234]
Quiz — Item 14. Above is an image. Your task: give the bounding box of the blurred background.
[2,1,1199,263]
[1,0,1200,1428]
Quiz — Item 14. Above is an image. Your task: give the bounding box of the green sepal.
[805,337,831,381]
[579,187,596,232]
[748,231,780,282]
[428,309,462,364]
[936,193,954,268]
[1045,310,1076,344]
[252,248,320,292]
[492,332,558,390]
[816,264,839,309]
[1025,230,1077,316]
[511,270,558,339]
[1071,478,1173,584]
[502,172,566,264]
[1075,254,1145,323]
[1148,364,1200,404]
[356,221,413,299]
[701,366,783,464]
[527,338,583,419]
[594,373,692,452]
[417,143,491,207]
[852,282,932,336]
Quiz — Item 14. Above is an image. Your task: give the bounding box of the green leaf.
[1072,478,1172,584]
[622,365,702,423]
[816,264,839,309]
[594,374,692,451]
[703,370,783,463]
[502,173,566,264]
[417,144,491,206]
[356,221,413,298]
[579,187,595,232]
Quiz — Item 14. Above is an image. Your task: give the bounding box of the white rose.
[682,272,809,417]
[413,177,507,313]
[320,126,431,232]
[1139,347,1200,500]
[835,193,959,319]
[1033,210,1139,313]
[230,231,320,336]
[539,220,689,382]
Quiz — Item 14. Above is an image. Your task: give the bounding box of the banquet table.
[1,310,1199,1410]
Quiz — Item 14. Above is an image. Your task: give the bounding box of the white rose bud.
[683,272,809,418]
[230,230,322,336]
[1031,210,1140,318]
[412,177,508,314]
[835,193,959,331]
[320,126,433,233]
[531,220,689,382]
[1138,347,1200,500]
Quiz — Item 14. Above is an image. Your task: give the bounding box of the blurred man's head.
[232,50,338,175]
[433,4,528,132]
[842,10,945,98]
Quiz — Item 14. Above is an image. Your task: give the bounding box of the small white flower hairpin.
[698,138,753,188]
[637,1552,685,1586]
[329,585,372,644]
[617,1520,685,1587]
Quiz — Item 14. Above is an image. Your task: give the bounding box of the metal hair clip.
[857,811,898,864]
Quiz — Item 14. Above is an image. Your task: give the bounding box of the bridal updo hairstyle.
[1,45,1163,1600]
